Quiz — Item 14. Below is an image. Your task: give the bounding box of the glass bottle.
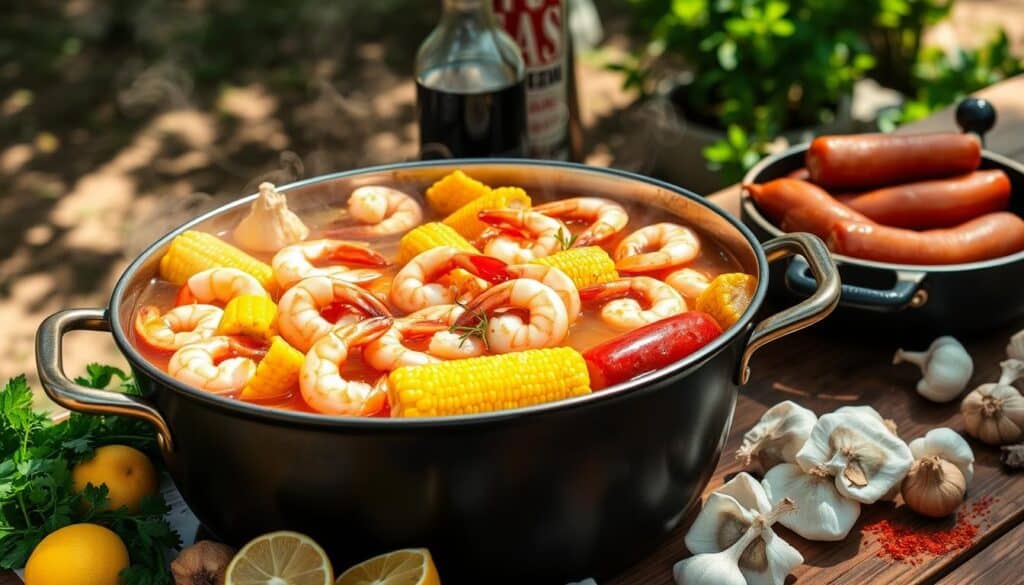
[416,0,528,159]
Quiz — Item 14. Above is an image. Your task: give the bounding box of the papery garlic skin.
[893,336,974,403]
[736,401,817,470]
[961,382,1024,445]
[1008,329,1024,361]
[684,474,802,585]
[909,427,975,484]
[761,463,860,541]
[796,409,913,504]
[674,533,753,585]
[901,456,967,518]
[233,182,310,253]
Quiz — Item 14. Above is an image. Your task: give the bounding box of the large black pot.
[742,98,1024,334]
[36,161,839,584]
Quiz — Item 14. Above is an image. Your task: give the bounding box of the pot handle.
[785,257,927,311]
[35,308,174,453]
[737,233,840,384]
[956,97,996,146]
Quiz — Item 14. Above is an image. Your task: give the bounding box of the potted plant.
[614,0,876,191]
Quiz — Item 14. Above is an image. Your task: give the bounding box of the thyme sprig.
[449,301,490,350]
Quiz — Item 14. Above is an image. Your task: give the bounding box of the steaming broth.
[131,175,749,416]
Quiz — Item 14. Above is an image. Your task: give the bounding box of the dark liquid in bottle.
[417,65,527,159]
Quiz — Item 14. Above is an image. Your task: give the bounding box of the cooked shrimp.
[479,209,568,263]
[363,304,485,371]
[300,317,393,415]
[134,304,223,352]
[666,267,711,299]
[390,246,489,313]
[454,279,569,353]
[456,256,582,324]
[614,223,701,273]
[533,197,629,247]
[168,337,257,394]
[272,239,389,290]
[277,275,391,352]
[580,276,686,331]
[176,267,269,305]
[327,186,423,238]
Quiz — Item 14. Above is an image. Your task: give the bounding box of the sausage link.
[807,133,981,190]
[744,179,872,237]
[828,212,1024,265]
[843,170,1011,229]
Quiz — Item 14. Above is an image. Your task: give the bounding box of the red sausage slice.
[807,133,981,190]
[841,170,1011,229]
[828,212,1024,265]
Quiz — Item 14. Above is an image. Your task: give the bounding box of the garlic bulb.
[1008,329,1024,360]
[171,540,235,585]
[795,408,913,504]
[901,456,967,518]
[677,497,798,585]
[961,359,1024,445]
[909,427,974,484]
[233,182,310,253]
[736,401,817,470]
[684,473,803,585]
[761,463,860,541]
[893,336,974,403]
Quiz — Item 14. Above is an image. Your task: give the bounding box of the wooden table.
[3,77,1022,585]
[608,75,1024,585]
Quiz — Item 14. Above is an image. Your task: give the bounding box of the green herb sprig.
[554,227,578,251]
[449,302,491,351]
[0,366,179,585]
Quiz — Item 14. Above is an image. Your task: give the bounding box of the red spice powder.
[864,497,998,565]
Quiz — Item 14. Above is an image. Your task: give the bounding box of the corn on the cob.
[240,336,304,400]
[216,294,278,340]
[388,347,591,417]
[531,246,619,289]
[696,272,757,329]
[425,170,491,215]
[160,230,276,294]
[396,222,478,265]
[442,187,532,241]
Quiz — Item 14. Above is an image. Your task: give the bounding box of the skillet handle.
[956,98,996,146]
[785,256,927,311]
[737,233,840,384]
[35,308,174,453]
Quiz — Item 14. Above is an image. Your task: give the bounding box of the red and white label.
[494,0,569,159]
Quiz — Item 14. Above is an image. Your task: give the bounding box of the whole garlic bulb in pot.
[901,456,967,518]
[736,401,817,470]
[961,359,1024,445]
[796,408,914,504]
[233,182,310,253]
[894,336,974,403]
[909,427,975,484]
[761,463,860,541]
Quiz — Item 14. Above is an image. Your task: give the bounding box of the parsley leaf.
[0,371,178,583]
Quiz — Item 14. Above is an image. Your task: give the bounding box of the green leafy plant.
[880,30,1024,129]
[0,368,178,585]
[618,0,876,182]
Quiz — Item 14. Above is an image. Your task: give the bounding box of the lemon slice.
[335,548,440,585]
[226,531,333,585]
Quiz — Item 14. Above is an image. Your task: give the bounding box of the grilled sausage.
[744,179,872,236]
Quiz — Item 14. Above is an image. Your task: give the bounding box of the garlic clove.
[998,358,1024,385]
[233,182,310,254]
[761,463,860,541]
[796,409,913,504]
[684,492,757,556]
[715,470,773,515]
[736,401,817,470]
[745,526,803,585]
[674,538,752,585]
[894,336,974,403]
[901,455,967,518]
[1008,330,1024,361]
[961,381,1024,445]
[909,427,975,484]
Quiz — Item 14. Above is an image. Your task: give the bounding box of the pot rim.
[742,143,1024,272]
[109,159,769,428]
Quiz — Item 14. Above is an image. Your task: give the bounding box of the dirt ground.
[1,1,1021,403]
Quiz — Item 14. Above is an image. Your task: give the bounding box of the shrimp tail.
[579,279,631,303]
[337,316,394,344]
[332,278,393,317]
[175,285,198,306]
[453,283,510,327]
[452,253,510,284]
[402,319,450,339]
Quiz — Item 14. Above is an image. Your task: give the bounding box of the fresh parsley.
[0,367,179,585]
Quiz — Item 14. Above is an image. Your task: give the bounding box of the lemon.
[72,444,159,512]
[24,523,129,585]
[335,548,440,585]
[226,531,333,585]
